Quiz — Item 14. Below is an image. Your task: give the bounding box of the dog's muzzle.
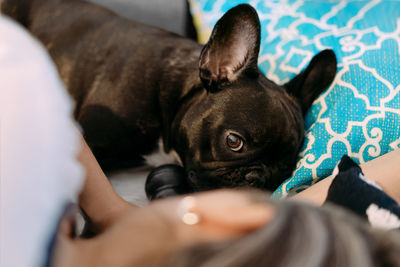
[187,164,270,191]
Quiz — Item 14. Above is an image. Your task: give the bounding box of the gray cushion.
[88,0,188,36]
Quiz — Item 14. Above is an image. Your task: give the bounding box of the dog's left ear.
[199,4,260,92]
[284,49,337,114]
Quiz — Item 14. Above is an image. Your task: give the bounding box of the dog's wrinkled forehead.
[206,77,300,141]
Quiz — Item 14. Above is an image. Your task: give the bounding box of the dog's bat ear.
[284,49,337,114]
[199,4,261,92]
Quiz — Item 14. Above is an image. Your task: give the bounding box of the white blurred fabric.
[0,16,85,267]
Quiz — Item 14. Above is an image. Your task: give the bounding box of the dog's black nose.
[145,164,192,200]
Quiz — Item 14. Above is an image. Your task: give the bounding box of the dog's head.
[168,4,337,191]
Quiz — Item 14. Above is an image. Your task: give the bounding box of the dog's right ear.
[284,49,337,114]
[199,4,261,92]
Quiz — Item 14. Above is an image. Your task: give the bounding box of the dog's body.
[2,0,337,193]
[3,0,201,170]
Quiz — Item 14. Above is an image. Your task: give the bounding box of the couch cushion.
[189,0,400,197]
[89,0,188,35]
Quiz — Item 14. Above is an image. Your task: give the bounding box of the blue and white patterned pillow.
[189,0,400,197]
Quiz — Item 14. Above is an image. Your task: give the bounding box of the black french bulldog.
[2,0,337,198]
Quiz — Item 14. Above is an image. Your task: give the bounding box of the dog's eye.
[226,133,244,152]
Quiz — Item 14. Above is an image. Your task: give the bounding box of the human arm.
[77,136,136,232]
[292,149,400,206]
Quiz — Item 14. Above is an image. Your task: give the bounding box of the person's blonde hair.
[168,197,400,267]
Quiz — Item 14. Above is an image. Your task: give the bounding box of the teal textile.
[189,0,400,197]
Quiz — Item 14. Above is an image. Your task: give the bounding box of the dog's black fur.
[2,0,337,192]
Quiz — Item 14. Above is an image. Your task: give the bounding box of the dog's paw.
[145,164,192,200]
